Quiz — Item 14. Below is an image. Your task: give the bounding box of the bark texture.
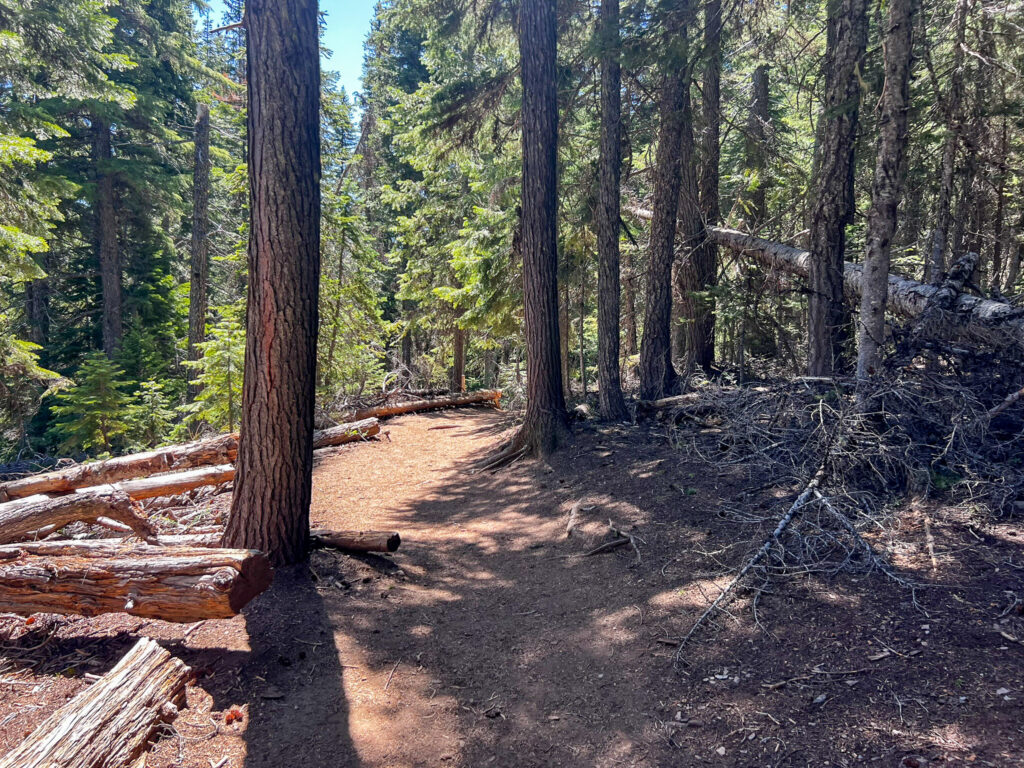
[0,540,272,621]
[743,65,771,229]
[93,117,122,357]
[0,489,154,545]
[856,0,917,385]
[596,0,629,421]
[225,0,321,565]
[806,0,868,375]
[188,102,211,402]
[0,637,190,768]
[639,3,690,399]
[515,0,571,456]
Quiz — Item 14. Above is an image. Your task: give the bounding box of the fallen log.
[900,251,980,358]
[156,528,402,554]
[349,390,501,421]
[0,637,190,768]
[624,208,1024,354]
[0,433,238,502]
[0,540,272,621]
[90,464,237,501]
[0,489,154,545]
[313,417,381,448]
[0,419,380,502]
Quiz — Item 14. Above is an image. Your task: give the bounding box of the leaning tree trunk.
[856,0,917,390]
[806,0,868,376]
[223,0,321,566]
[639,1,690,400]
[511,0,571,458]
[188,102,211,402]
[927,0,968,284]
[93,117,122,357]
[596,0,629,421]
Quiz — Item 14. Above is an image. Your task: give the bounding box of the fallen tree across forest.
[0,418,381,502]
[0,637,190,768]
[157,528,402,553]
[624,208,1024,354]
[348,390,502,421]
[0,539,272,621]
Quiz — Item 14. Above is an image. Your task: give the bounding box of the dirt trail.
[0,408,1021,767]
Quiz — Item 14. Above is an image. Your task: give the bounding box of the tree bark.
[806,0,868,375]
[512,0,571,457]
[743,65,771,230]
[927,0,969,283]
[451,325,466,393]
[350,391,499,420]
[188,102,211,402]
[0,540,272,621]
[0,489,154,545]
[224,0,321,566]
[0,637,190,768]
[639,1,690,400]
[856,0,917,389]
[92,117,122,357]
[596,0,629,421]
[621,246,638,359]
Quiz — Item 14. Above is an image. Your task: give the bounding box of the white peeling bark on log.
[0,637,190,768]
[0,489,154,545]
[0,540,272,621]
[627,207,1024,353]
[0,420,381,503]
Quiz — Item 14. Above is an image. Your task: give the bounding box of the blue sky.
[205,1,379,98]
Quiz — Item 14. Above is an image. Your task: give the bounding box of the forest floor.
[1,408,1023,767]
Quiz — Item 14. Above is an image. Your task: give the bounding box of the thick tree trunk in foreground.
[806,0,868,375]
[639,5,689,400]
[704,226,1024,352]
[513,0,571,457]
[0,489,154,544]
[596,0,629,421]
[856,0,917,388]
[0,638,189,768]
[225,0,321,566]
[927,0,969,283]
[188,102,211,402]
[0,540,272,621]
[93,117,122,357]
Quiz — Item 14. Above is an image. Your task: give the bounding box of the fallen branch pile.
[0,637,190,768]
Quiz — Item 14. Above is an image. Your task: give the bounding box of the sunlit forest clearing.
[0,0,1023,765]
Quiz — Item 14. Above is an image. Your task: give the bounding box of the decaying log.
[624,209,1024,354]
[349,390,501,421]
[313,417,381,448]
[0,489,154,545]
[900,251,980,357]
[0,433,238,502]
[156,528,402,554]
[0,637,190,768]
[0,419,380,502]
[0,540,272,621]
[310,528,401,553]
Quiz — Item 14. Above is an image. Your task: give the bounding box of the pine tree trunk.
[639,2,689,400]
[622,246,638,359]
[856,0,917,391]
[927,0,968,284]
[559,278,571,400]
[513,0,571,457]
[806,0,867,376]
[188,103,211,402]
[25,269,48,347]
[679,0,721,376]
[743,65,770,230]
[223,0,321,566]
[451,325,466,392]
[596,0,629,421]
[93,117,122,357]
